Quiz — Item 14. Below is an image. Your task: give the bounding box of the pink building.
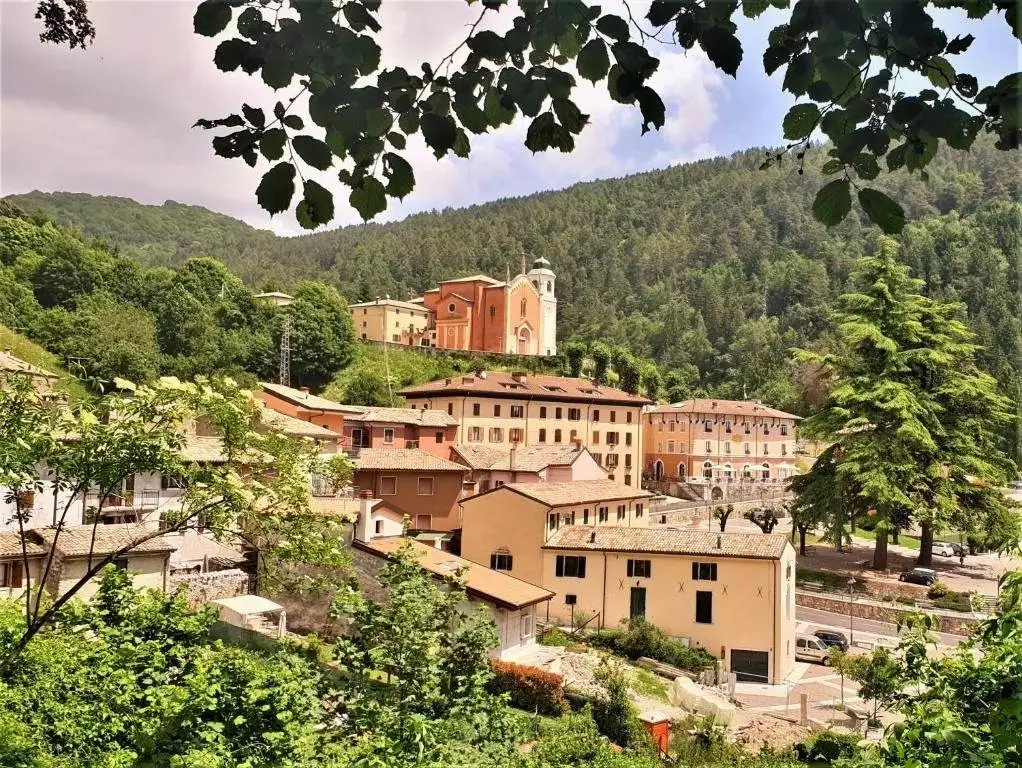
[451,444,608,492]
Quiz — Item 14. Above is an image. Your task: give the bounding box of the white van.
[795,634,832,665]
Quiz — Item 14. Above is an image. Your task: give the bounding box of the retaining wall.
[169,569,250,607]
[795,591,979,636]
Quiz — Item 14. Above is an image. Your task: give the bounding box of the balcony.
[85,489,160,511]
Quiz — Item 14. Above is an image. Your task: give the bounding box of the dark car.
[899,567,937,586]
[812,630,850,651]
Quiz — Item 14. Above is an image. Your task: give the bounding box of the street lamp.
[847,577,856,646]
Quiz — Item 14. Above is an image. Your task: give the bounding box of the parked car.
[795,634,832,665]
[933,542,956,557]
[899,567,937,586]
[812,630,850,651]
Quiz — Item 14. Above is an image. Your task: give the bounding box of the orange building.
[643,399,801,486]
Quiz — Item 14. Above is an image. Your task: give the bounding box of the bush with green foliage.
[488,660,570,716]
[588,620,715,673]
[926,581,950,599]
[796,730,863,764]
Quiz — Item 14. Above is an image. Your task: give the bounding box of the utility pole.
[279,314,291,387]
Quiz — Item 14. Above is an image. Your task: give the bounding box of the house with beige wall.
[400,372,649,487]
[349,298,431,346]
[0,533,44,598]
[644,399,801,487]
[459,480,653,589]
[541,527,796,684]
[451,444,608,491]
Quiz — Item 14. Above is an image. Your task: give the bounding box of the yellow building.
[542,527,796,684]
[349,298,431,346]
[459,480,654,590]
[400,372,649,486]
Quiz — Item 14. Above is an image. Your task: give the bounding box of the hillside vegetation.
[4,138,1020,429]
[0,325,89,400]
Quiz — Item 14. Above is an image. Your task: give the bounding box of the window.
[554,429,562,443]
[415,514,432,530]
[625,433,632,446]
[380,476,397,495]
[667,440,675,453]
[468,426,482,442]
[669,421,675,432]
[0,562,22,588]
[725,422,732,433]
[473,403,481,416]
[447,403,454,416]
[763,425,771,435]
[493,405,501,417]
[375,520,384,535]
[495,480,504,487]
[112,557,129,571]
[624,454,632,467]
[555,407,562,419]
[520,298,527,317]
[435,431,444,444]
[539,428,547,443]
[490,552,513,571]
[695,591,713,624]
[725,442,731,454]
[417,477,434,496]
[606,453,618,467]
[781,444,788,455]
[570,429,577,442]
[626,412,632,423]
[744,423,751,434]
[781,424,789,436]
[763,444,770,455]
[593,431,600,444]
[705,441,711,453]
[610,411,616,423]
[583,508,590,524]
[565,594,577,605]
[489,305,496,319]
[598,507,609,522]
[509,428,523,443]
[392,334,400,342]
[161,474,186,490]
[591,452,602,465]
[489,427,504,443]
[540,406,547,418]
[704,420,712,432]
[383,428,395,444]
[606,432,619,445]
[568,408,581,421]
[511,405,524,418]
[448,302,457,313]
[624,474,631,485]
[555,555,587,578]
[627,559,652,578]
[744,442,751,455]
[635,504,644,518]
[593,410,600,422]
[692,562,718,581]
[616,504,625,521]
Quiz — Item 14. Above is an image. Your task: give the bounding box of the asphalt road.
[796,604,966,647]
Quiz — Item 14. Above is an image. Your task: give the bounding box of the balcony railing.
[84,489,160,511]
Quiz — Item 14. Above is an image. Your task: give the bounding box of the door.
[730,649,770,683]
[629,587,646,622]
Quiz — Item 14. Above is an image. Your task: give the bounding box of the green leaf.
[484,88,515,126]
[782,52,814,95]
[577,39,610,82]
[468,30,507,60]
[349,176,387,220]
[343,2,382,33]
[282,115,304,130]
[262,52,294,89]
[525,112,558,152]
[365,108,394,138]
[214,39,249,72]
[647,0,682,26]
[811,178,851,227]
[699,27,743,77]
[454,98,489,134]
[194,0,232,37]
[858,188,906,234]
[596,14,630,42]
[296,179,335,229]
[452,129,471,157]
[291,136,333,170]
[851,153,881,180]
[421,113,458,157]
[817,57,860,104]
[782,103,820,139]
[242,104,264,128]
[557,26,583,58]
[259,128,287,160]
[612,41,658,77]
[398,110,419,134]
[925,56,956,88]
[383,152,415,198]
[255,162,296,216]
[386,131,406,150]
[821,158,844,174]
[742,0,770,17]
[552,98,586,133]
[945,33,975,55]
[636,86,665,134]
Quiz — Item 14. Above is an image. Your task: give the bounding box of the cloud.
[0,1,726,234]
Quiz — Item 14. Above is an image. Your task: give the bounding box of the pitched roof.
[354,448,468,473]
[260,382,365,414]
[253,291,294,300]
[452,444,590,472]
[440,274,502,285]
[179,436,229,464]
[467,479,652,507]
[651,399,800,421]
[544,527,791,560]
[359,536,553,610]
[34,524,176,557]
[259,408,341,439]
[0,532,46,559]
[399,372,651,405]
[348,298,431,313]
[346,406,457,427]
[0,351,58,380]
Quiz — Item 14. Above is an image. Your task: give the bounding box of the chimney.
[354,490,377,543]
[589,531,597,543]
[462,375,475,384]
[512,371,527,383]
[572,438,583,450]
[716,535,722,549]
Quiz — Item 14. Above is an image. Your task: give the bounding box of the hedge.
[488,660,569,715]
[589,621,715,673]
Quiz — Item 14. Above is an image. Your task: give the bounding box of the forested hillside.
[5,137,1020,425]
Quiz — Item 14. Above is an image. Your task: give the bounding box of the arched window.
[520,298,527,317]
[653,460,664,480]
[677,462,686,479]
[702,461,713,479]
[447,302,456,314]
[554,429,562,443]
[546,281,552,293]
[723,463,733,478]
[742,464,752,479]
[762,462,771,480]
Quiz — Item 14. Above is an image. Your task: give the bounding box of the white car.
[933,542,956,557]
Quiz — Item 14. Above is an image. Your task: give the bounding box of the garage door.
[730,649,769,683]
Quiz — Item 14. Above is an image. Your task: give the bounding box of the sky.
[0,1,1016,235]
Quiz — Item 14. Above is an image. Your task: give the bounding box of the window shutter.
[556,556,564,577]
[507,555,513,570]
[711,563,718,581]
[161,474,169,490]
[11,561,22,588]
[490,554,497,569]
[578,557,586,578]
[627,560,634,578]
[692,562,699,580]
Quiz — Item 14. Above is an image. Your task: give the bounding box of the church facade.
[351,258,557,357]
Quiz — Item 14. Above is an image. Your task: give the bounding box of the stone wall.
[650,497,790,528]
[795,591,978,636]
[169,569,249,607]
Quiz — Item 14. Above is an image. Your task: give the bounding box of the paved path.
[796,605,965,647]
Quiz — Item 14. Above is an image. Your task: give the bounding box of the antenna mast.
[279,314,292,387]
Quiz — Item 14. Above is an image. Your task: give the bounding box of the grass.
[850,527,922,550]
[0,325,89,401]
[629,668,669,703]
[796,568,864,592]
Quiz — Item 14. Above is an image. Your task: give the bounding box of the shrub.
[589,628,624,650]
[927,581,950,599]
[797,730,862,763]
[538,628,572,647]
[595,619,715,673]
[895,596,916,606]
[933,592,974,612]
[488,660,569,715]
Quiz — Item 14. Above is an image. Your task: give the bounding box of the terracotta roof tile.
[452,444,590,472]
[651,399,800,421]
[259,408,340,439]
[0,351,57,379]
[260,383,366,414]
[361,537,552,609]
[469,479,651,507]
[544,527,791,559]
[0,532,46,559]
[34,524,176,557]
[346,406,457,427]
[399,372,651,405]
[348,298,431,312]
[354,448,468,473]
